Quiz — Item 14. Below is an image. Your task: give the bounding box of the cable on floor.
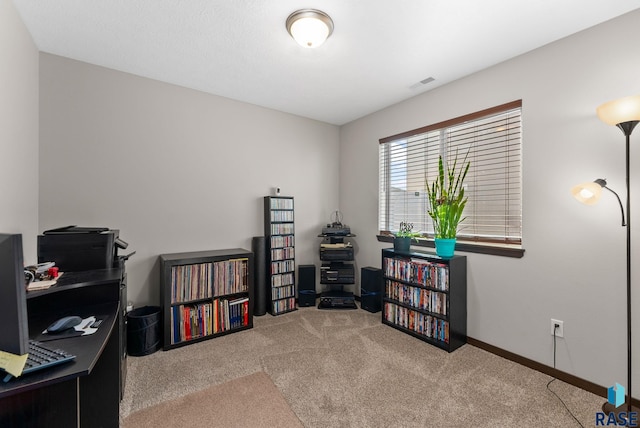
[546,323,585,428]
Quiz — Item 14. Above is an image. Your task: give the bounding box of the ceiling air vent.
[409,77,435,90]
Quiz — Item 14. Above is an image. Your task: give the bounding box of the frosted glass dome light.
[286,9,334,48]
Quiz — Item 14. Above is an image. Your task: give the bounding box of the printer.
[37,226,131,272]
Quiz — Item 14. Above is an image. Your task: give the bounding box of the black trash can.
[127,306,161,356]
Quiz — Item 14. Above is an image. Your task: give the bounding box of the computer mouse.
[47,315,82,333]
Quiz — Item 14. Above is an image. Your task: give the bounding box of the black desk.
[0,269,123,428]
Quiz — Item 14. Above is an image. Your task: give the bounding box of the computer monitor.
[0,233,29,355]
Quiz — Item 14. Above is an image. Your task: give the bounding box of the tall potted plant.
[426,151,470,258]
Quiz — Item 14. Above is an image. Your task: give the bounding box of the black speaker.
[252,236,267,316]
[361,266,382,313]
[298,264,316,307]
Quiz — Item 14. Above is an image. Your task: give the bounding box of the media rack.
[264,196,297,315]
[317,227,357,310]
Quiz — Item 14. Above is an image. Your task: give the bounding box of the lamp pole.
[620,121,636,414]
[602,120,637,416]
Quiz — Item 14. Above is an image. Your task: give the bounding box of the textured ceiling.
[11,1,640,125]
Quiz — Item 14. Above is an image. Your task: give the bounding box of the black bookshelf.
[263,196,297,315]
[159,248,254,350]
[381,248,467,352]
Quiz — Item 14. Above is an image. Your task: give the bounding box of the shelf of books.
[381,248,466,352]
[264,196,297,315]
[160,248,254,350]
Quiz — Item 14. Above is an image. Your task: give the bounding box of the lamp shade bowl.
[596,95,640,126]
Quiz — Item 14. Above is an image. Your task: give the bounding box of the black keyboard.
[2,340,76,382]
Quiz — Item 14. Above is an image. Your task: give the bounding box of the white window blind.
[379,100,522,246]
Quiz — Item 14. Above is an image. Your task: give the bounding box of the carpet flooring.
[120,306,604,427]
[121,371,302,428]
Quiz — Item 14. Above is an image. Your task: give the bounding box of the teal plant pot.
[393,237,411,253]
[435,238,456,258]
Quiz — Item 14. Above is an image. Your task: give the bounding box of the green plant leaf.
[425,150,470,239]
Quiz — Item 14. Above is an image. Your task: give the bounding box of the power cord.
[546,323,585,427]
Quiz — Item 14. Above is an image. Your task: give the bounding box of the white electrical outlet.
[551,319,564,338]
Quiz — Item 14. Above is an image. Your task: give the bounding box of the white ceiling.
[11,1,640,125]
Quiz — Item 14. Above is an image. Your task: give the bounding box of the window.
[379,100,522,249]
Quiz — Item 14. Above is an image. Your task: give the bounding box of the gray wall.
[340,9,640,393]
[39,54,340,305]
[0,0,39,262]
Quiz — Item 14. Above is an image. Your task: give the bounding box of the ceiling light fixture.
[286,9,334,48]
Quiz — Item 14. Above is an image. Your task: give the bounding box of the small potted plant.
[426,151,470,258]
[393,221,421,253]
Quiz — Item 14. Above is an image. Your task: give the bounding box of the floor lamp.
[572,94,640,417]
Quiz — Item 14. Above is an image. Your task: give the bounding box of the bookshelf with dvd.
[381,248,466,352]
[264,196,297,315]
[160,248,254,350]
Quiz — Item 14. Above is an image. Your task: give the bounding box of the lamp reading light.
[571,179,605,205]
[286,9,334,48]
[579,189,594,199]
[571,178,625,226]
